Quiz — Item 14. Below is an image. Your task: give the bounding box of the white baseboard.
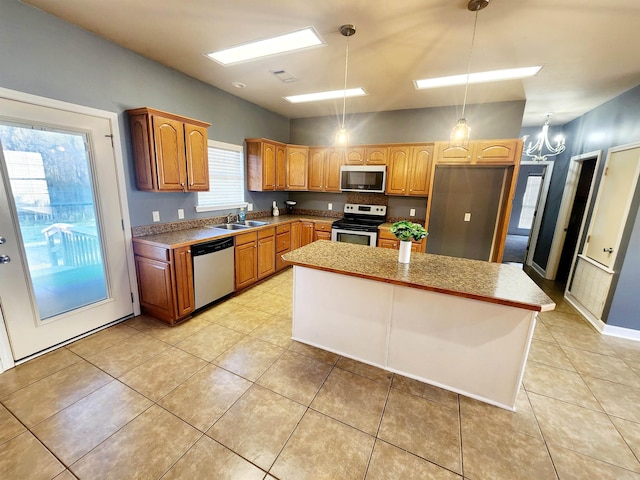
[531,261,546,278]
[565,292,640,342]
[602,324,640,341]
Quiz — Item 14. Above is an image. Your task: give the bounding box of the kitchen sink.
[235,220,268,227]
[209,223,251,230]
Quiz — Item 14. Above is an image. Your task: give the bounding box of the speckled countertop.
[282,240,555,312]
[132,215,335,249]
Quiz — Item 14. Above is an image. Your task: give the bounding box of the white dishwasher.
[191,237,235,310]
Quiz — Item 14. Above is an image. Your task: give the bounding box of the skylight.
[414,66,542,89]
[205,27,325,65]
[284,88,367,104]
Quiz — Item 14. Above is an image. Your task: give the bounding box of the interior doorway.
[503,161,553,266]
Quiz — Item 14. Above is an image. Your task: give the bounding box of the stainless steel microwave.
[340,165,386,193]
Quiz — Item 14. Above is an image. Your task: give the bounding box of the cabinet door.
[475,140,520,164]
[386,147,410,195]
[308,148,325,191]
[184,123,209,191]
[291,222,302,250]
[173,245,194,318]
[408,145,433,196]
[378,238,399,249]
[153,115,187,191]
[314,231,331,241]
[325,148,344,192]
[135,255,175,323]
[275,144,287,190]
[129,114,156,191]
[435,143,473,164]
[345,148,365,165]
[300,222,314,246]
[257,235,276,279]
[286,146,309,190]
[235,241,257,290]
[365,146,388,165]
[262,142,276,191]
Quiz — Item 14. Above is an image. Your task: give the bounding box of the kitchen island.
[282,240,555,410]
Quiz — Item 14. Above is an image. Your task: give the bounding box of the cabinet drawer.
[133,242,170,262]
[276,232,291,253]
[276,224,291,234]
[258,227,276,239]
[235,231,257,246]
[314,222,332,232]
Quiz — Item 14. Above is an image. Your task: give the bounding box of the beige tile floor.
[2,268,640,479]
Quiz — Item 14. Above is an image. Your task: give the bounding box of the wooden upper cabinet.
[127,107,210,192]
[325,148,344,192]
[275,144,286,190]
[386,144,433,197]
[365,146,388,165]
[345,147,365,165]
[247,138,278,191]
[308,148,325,191]
[475,140,521,164]
[184,123,209,191]
[407,145,433,196]
[286,145,309,190]
[386,146,411,195]
[435,143,473,163]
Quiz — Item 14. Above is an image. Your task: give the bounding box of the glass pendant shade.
[335,127,349,146]
[450,118,470,146]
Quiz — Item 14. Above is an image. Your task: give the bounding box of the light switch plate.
[152,211,160,222]
[328,203,333,210]
[410,208,416,217]
[464,213,471,222]
[247,203,253,211]
[178,209,184,219]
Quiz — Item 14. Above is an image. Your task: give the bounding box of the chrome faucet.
[226,212,238,224]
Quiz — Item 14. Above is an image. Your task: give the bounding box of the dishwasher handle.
[191,237,234,256]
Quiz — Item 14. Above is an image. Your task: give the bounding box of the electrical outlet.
[178,209,184,219]
[409,208,415,217]
[464,213,471,222]
[328,203,333,210]
[152,211,160,222]
[247,203,253,212]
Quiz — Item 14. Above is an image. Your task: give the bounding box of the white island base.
[291,266,537,411]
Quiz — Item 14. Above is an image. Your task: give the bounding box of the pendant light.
[450,0,489,147]
[336,24,356,146]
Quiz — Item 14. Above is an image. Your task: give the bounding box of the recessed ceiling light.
[232,82,246,89]
[414,66,542,89]
[205,27,325,66]
[284,88,367,104]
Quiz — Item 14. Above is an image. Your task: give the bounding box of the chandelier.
[522,114,566,161]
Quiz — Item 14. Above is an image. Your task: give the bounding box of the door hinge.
[121,219,125,231]
[587,235,591,243]
[130,292,134,303]
[105,134,114,148]
[604,167,609,176]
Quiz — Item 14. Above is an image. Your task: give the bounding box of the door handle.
[603,247,614,253]
[0,255,10,264]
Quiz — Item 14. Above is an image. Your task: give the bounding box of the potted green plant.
[390,220,428,263]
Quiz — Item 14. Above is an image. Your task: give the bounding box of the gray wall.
[0,0,290,227]
[290,101,526,146]
[526,84,640,328]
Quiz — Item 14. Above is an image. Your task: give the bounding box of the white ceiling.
[21,0,640,127]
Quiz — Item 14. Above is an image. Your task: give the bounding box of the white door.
[0,97,134,360]
[584,145,640,268]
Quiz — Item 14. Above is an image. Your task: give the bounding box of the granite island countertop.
[282,240,555,312]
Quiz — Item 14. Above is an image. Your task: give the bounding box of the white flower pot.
[398,240,412,264]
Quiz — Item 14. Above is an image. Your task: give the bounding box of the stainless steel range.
[331,203,387,247]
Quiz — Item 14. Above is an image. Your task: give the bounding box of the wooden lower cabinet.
[377,229,425,253]
[257,228,276,279]
[300,221,314,246]
[133,242,194,325]
[291,221,302,250]
[235,232,258,290]
[314,221,332,241]
[275,224,292,272]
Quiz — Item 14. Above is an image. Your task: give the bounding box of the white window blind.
[196,140,246,212]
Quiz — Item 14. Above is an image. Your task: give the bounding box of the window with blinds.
[196,140,246,212]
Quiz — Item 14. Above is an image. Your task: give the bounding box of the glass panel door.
[0,125,107,320]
